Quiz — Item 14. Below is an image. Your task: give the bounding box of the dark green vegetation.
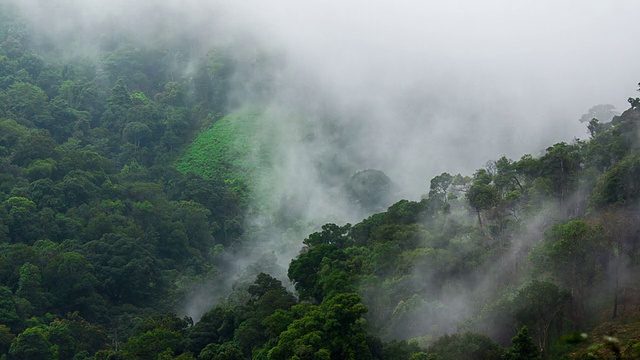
[2,4,640,360]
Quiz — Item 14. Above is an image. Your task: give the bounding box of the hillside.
[1,2,640,359]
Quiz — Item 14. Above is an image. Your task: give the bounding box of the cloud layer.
[11,1,640,197]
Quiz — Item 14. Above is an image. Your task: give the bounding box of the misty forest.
[2,1,640,359]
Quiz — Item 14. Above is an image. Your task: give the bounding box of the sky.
[224,0,640,195]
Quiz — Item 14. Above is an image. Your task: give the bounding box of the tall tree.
[503,326,540,360]
[538,142,582,208]
[466,168,498,227]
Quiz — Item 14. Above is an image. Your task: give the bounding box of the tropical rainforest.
[1,2,640,360]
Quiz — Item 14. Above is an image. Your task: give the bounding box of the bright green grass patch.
[177,110,262,182]
[178,108,309,217]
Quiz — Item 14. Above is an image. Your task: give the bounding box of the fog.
[8,0,640,326]
[231,1,639,197]
[11,2,640,196]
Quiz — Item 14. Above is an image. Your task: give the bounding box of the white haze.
[230,0,640,186]
[8,0,640,322]
[10,1,640,197]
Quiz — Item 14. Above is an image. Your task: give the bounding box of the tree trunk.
[612,259,619,319]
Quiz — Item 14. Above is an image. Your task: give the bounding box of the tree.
[248,273,284,299]
[57,78,101,115]
[199,342,243,360]
[503,326,540,360]
[121,328,183,360]
[24,158,56,181]
[510,280,570,354]
[288,224,352,303]
[0,243,38,291]
[347,169,395,212]
[122,121,152,147]
[12,132,59,167]
[169,200,215,253]
[532,219,602,325]
[46,251,102,317]
[591,152,640,207]
[513,154,541,185]
[184,306,237,355]
[100,78,131,132]
[426,332,502,360]
[0,118,29,150]
[15,262,48,313]
[466,168,498,227]
[587,118,604,137]
[538,143,582,208]
[592,209,640,319]
[46,315,109,359]
[0,286,21,332]
[101,44,146,89]
[232,274,296,357]
[9,327,55,360]
[0,324,14,355]
[82,233,160,306]
[0,82,51,127]
[57,149,113,175]
[380,340,423,360]
[428,172,453,202]
[155,81,186,107]
[60,170,98,207]
[288,244,342,303]
[579,104,618,124]
[3,196,42,244]
[266,293,371,360]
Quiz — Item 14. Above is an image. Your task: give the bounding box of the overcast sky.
[226,0,640,194]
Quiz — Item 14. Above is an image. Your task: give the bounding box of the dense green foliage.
[176,110,263,188]
[0,6,247,359]
[2,3,640,359]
